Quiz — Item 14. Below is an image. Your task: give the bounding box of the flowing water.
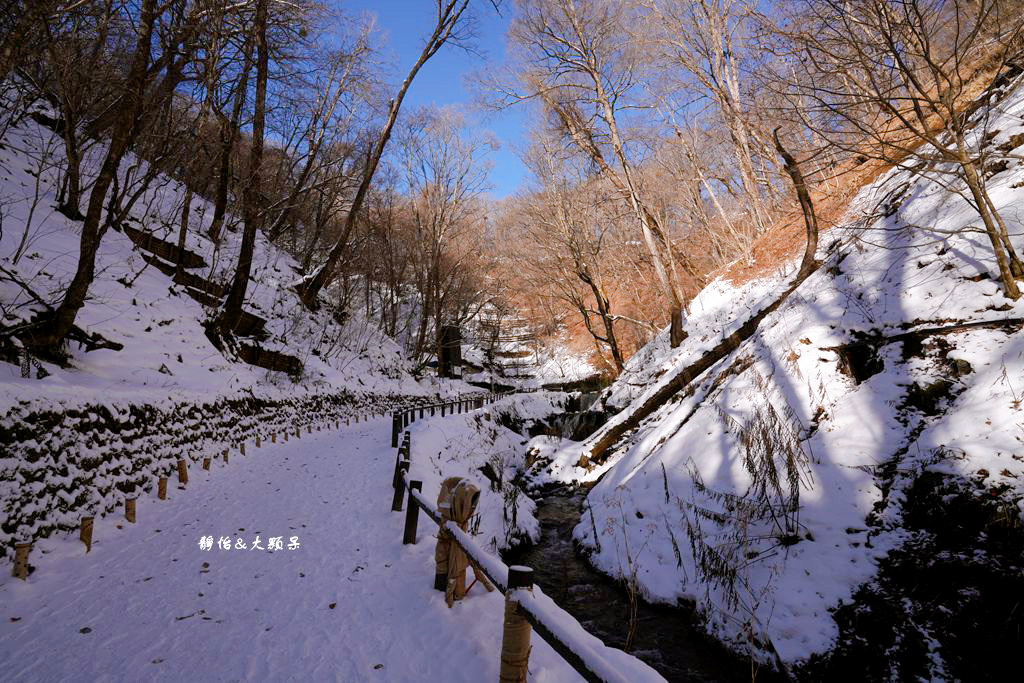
[504,400,782,682]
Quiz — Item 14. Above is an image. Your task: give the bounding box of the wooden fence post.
[403,481,422,544]
[223,448,229,465]
[12,542,31,580]
[203,457,211,470]
[241,443,246,455]
[158,476,167,500]
[499,566,535,683]
[125,497,136,523]
[272,433,277,443]
[80,517,94,552]
[392,413,400,447]
[256,437,261,448]
[177,459,188,485]
[391,461,409,511]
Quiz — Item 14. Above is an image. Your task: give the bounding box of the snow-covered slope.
[537,76,1024,676]
[0,96,474,413]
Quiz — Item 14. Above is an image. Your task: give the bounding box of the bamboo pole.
[80,517,94,552]
[12,542,31,580]
[499,566,534,683]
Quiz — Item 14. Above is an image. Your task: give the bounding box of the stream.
[503,398,782,682]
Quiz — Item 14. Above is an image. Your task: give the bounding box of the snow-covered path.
[0,416,581,681]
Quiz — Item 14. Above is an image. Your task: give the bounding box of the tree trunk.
[216,0,269,334]
[208,43,254,243]
[956,135,1020,299]
[176,187,192,277]
[773,128,819,281]
[28,0,159,352]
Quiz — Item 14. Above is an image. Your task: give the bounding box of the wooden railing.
[389,397,639,683]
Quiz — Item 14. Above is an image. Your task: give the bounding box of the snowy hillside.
[535,74,1024,678]
[0,99,469,414]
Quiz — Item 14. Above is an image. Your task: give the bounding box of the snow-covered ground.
[533,75,1024,674]
[0,412,662,681]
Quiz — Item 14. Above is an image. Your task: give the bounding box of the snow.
[0,415,664,681]
[532,76,1024,669]
[0,94,476,415]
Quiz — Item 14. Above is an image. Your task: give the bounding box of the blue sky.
[344,0,530,198]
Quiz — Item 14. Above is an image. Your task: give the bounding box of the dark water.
[503,487,783,683]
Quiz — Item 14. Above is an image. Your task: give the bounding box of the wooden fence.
[390,397,637,683]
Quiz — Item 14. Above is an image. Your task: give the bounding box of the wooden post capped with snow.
[403,481,423,544]
[391,461,409,512]
[499,566,534,683]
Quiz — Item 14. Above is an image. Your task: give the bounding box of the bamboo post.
[203,457,211,470]
[177,459,188,485]
[499,566,535,683]
[12,542,31,580]
[80,517,94,552]
[391,461,409,511]
[403,481,422,544]
[125,497,136,523]
[158,477,167,500]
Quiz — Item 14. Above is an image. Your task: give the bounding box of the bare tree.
[497,0,692,346]
[775,0,1024,298]
[296,0,473,310]
[398,108,491,371]
[643,0,776,236]
[27,0,205,353]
